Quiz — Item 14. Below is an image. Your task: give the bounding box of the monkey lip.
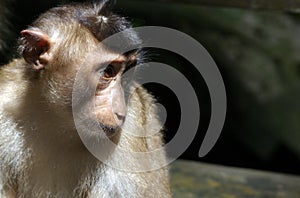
[97,122,120,137]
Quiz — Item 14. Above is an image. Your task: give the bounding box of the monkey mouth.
[99,123,120,136]
[96,121,120,137]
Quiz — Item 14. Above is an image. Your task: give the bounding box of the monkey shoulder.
[122,85,166,152]
[0,58,29,177]
[127,84,161,130]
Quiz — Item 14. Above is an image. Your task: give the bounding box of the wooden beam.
[171,160,300,197]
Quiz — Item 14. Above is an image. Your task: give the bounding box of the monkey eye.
[103,64,117,79]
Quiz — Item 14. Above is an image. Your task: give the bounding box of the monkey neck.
[17,80,81,145]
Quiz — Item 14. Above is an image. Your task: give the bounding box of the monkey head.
[18,1,140,136]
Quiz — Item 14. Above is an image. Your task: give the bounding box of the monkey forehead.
[86,45,127,67]
[32,2,136,43]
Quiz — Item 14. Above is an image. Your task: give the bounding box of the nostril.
[115,113,125,123]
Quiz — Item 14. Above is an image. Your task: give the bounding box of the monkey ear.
[21,29,52,70]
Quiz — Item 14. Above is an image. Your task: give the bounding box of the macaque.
[0,1,171,197]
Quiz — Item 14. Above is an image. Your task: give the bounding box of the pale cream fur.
[0,2,171,197]
[0,60,170,197]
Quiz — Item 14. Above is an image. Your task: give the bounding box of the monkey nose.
[115,113,126,126]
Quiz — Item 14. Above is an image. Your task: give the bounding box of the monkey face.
[71,46,138,137]
[94,55,127,134]
[19,2,139,137]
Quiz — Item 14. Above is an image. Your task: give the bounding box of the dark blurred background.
[1,0,300,175]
